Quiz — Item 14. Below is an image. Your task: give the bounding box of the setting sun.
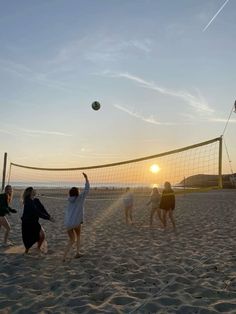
[150,164,160,173]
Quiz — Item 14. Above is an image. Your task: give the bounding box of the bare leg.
[0,217,11,244]
[74,225,81,257]
[150,208,156,227]
[157,208,164,227]
[168,210,176,230]
[37,228,45,251]
[125,207,129,224]
[129,206,133,224]
[162,210,167,229]
[63,229,75,261]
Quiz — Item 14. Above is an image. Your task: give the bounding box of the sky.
[0,0,235,178]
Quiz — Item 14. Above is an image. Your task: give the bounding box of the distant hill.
[179,174,236,188]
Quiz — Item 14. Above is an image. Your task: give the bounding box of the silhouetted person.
[123,187,134,225]
[0,185,17,246]
[160,182,176,230]
[147,187,163,227]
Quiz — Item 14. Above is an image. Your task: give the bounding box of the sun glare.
[150,164,160,173]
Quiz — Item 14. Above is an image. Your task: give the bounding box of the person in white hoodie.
[63,172,90,261]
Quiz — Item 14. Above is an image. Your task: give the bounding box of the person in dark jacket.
[21,187,54,254]
[159,182,176,230]
[0,185,17,246]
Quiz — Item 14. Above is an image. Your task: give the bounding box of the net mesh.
[8,137,221,197]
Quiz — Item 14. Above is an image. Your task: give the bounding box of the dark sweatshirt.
[0,193,17,216]
[159,189,175,210]
[21,198,50,223]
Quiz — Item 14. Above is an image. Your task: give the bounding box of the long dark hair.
[164,181,172,191]
[69,187,79,197]
[22,187,33,204]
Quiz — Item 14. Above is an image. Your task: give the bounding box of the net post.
[1,152,7,192]
[218,137,223,189]
[7,163,12,185]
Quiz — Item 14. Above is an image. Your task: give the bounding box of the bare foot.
[74,253,83,258]
[3,241,14,247]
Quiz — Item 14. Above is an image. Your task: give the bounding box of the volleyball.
[92,101,101,111]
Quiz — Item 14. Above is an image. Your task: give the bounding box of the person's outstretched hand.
[82,172,88,180]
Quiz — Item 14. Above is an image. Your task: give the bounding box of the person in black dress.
[159,182,176,230]
[21,187,54,254]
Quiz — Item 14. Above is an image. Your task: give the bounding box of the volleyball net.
[6,137,222,197]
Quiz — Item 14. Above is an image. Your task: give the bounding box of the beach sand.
[1,189,236,313]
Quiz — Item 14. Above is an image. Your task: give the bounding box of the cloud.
[105,71,214,114]
[0,125,72,137]
[50,37,152,66]
[86,39,152,63]
[20,128,73,137]
[0,129,19,136]
[113,104,175,125]
[179,113,196,120]
[130,39,152,53]
[71,152,123,160]
[49,37,90,65]
[0,58,72,91]
[210,118,236,123]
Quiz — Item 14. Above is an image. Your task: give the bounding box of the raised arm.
[81,172,90,198]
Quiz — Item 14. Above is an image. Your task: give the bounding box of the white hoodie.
[64,180,90,229]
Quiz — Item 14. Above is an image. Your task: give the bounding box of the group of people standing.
[0,176,175,261]
[123,181,176,230]
[0,173,90,261]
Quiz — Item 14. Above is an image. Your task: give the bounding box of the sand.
[1,189,236,313]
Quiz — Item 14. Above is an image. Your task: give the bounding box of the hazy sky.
[0,0,235,174]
